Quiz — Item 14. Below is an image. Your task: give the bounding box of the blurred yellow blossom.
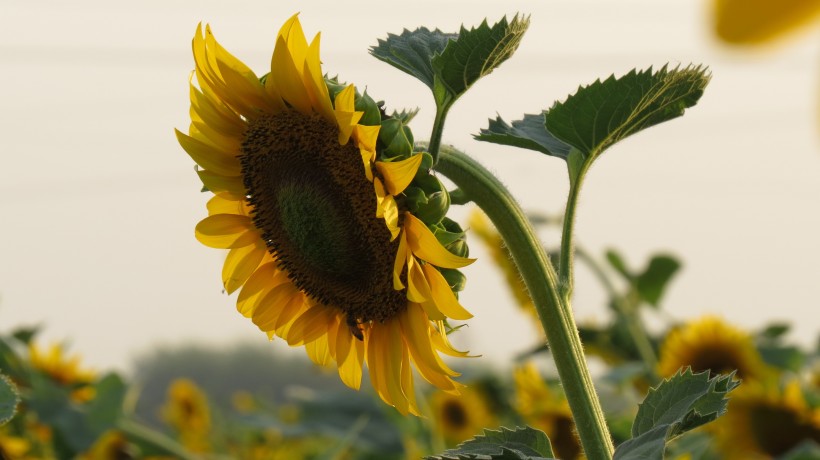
[160,378,211,453]
[429,385,498,445]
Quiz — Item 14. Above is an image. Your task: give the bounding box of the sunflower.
[28,342,96,402]
[657,316,768,381]
[712,0,820,45]
[79,431,137,460]
[713,380,820,459]
[513,363,583,460]
[161,379,211,453]
[429,385,498,445]
[176,14,474,416]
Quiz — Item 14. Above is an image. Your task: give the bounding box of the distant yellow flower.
[79,431,135,460]
[713,0,820,45]
[713,380,820,459]
[513,363,583,460]
[161,379,211,453]
[0,430,32,460]
[429,386,498,445]
[658,316,768,381]
[468,211,536,321]
[28,343,95,386]
[176,13,475,415]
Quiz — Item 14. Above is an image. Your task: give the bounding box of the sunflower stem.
[428,104,451,165]
[559,150,592,302]
[436,146,614,460]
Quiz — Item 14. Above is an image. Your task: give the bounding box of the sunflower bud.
[378,118,415,158]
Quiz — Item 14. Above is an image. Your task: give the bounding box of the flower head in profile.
[657,316,769,381]
[176,14,474,415]
[429,385,498,445]
[513,363,583,460]
[161,379,211,452]
[712,380,820,459]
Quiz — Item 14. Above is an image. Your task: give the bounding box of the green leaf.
[0,373,20,425]
[758,344,806,372]
[605,249,634,281]
[372,15,529,109]
[425,426,555,460]
[613,368,740,460]
[474,113,571,159]
[370,27,455,90]
[779,441,820,460]
[545,65,710,161]
[635,254,681,307]
[758,322,791,341]
[431,15,530,107]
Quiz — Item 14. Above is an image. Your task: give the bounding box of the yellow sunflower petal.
[208,30,276,116]
[189,74,245,136]
[222,240,267,294]
[333,85,363,144]
[421,263,473,320]
[400,345,421,416]
[236,264,287,317]
[270,35,313,114]
[353,124,380,152]
[404,213,475,269]
[380,195,400,240]
[382,319,411,415]
[274,293,308,337]
[306,334,332,366]
[277,13,309,66]
[195,214,257,249]
[176,129,241,177]
[197,170,245,195]
[400,306,461,385]
[207,193,247,216]
[336,326,364,390]
[375,154,424,196]
[407,257,448,321]
[252,282,299,331]
[303,32,336,122]
[367,327,390,404]
[287,305,334,346]
[431,321,472,358]
[393,232,408,290]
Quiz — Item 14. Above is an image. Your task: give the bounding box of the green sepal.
[392,107,420,124]
[379,118,414,158]
[403,186,429,213]
[415,191,450,225]
[440,268,467,293]
[355,90,382,126]
[425,426,555,460]
[417,152,434,176]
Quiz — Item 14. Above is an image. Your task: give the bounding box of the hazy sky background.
[1,0,818,373]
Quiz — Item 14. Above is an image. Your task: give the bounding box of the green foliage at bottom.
[425,426,555,460]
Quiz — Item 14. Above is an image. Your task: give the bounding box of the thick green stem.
[436,146,613,460]
[427,104,451,165]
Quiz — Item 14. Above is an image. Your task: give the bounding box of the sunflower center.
[750,405,820,456]
[689,346,746,378]
[240,110,406,324]
[442,400,469,429]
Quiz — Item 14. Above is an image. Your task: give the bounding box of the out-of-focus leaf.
[779,440,820,460]
[759,322,791,341]
[635,254,681,308]
[11,325,40,345]
[759,344,806,372]
[605,249,634,281]
[613,368,740,459]
[0,373,19,425]
[425,426,555,460]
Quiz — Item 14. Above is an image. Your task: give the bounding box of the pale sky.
[1,0,819,373]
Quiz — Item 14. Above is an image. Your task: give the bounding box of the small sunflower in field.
[0,429,32,460]
[429,385,498,445]
[161,379,211,453]
[177,14,474,415]
[79,431,137,460]
[28,342,96,402]
[657,316,768,381]
[513,363,583,460]
[713,380,820,459]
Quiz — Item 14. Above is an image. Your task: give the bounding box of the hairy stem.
[436,146,613,460]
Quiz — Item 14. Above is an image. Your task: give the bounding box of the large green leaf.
[475,113,571,159]
[425,426,555,460]
[372,16,529,109]
[545,65,709,160]
[370,27,455,90]
[0,373,19,425]
[476,65,709,165]
[613,368,740,460]
[431,15,530,107]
